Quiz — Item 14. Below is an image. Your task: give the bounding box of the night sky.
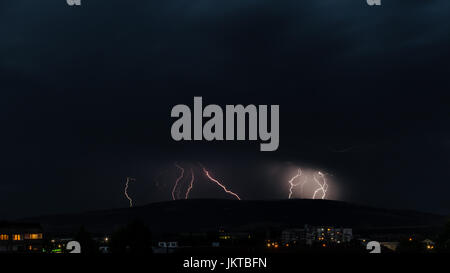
[1,0,450,219]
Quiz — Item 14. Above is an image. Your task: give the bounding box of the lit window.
[0,234,9,240]
[25,233,43,240]
[158,242,166,247]
[13,234,22,241]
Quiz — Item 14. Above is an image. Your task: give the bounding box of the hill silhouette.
[23,199,446,235]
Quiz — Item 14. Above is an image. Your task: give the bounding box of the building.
[0,222,44,253]
[153,241,179,253]
[45,237,74,253]
[280,225,353,246]
[281,228,306,245]
[422,239,436,251]
[305,225,353,245]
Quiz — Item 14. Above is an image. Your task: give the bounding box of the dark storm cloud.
[1,0,450,218]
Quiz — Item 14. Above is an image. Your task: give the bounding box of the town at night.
[1,0,449,270]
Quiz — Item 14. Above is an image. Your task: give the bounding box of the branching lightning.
[124,177,136,207]
[288,168,304,199]
[201,165,241,200]
[126,162,333,204]
[287,169,330,199]
[185,168,195,199]
[312,171,328,200]
[172,163,185,200]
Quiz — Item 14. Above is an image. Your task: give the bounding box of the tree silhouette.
[110,219,152,254]
[437,219,450,252]
[74,226,98,254]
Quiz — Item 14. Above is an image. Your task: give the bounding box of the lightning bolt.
[185,168,195,199]
[312,171,328,200]
[201,165,241,200]
[124,177,136,207]
[172,163,185,200]
[288,168,304,199]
